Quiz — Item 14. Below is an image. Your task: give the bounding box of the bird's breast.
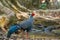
[20,22,32,29]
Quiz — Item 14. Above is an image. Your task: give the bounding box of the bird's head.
[31,11,35,16]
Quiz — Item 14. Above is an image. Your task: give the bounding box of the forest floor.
[0,30,60,40]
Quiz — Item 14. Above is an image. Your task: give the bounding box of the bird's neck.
[29,15,33,18]
[28,15,34,21]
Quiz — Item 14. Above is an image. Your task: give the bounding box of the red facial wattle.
[32,12,35,16]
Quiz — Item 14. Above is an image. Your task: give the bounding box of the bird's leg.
[21,30,25,39]
[25,32,29,39]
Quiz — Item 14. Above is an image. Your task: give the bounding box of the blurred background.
[0,0,60,40]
